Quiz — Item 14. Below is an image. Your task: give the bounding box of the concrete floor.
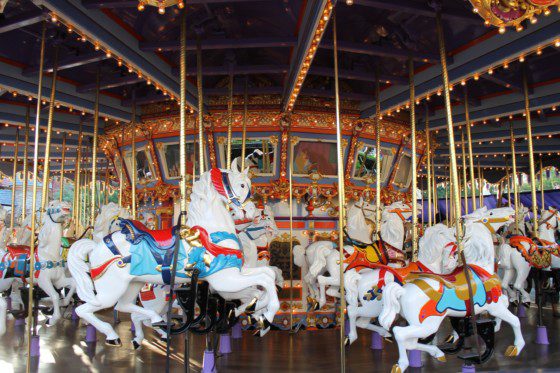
[0,306,558,372]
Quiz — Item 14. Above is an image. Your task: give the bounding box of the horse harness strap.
[211,168,250,209]
[475,217,510,235]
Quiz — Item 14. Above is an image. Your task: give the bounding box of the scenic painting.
[124,148,156,184]
[226,138,275,174]
[292,140,338,176]
[160,142,197,179]
[353,145,394,182]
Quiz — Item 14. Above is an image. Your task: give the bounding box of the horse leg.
[76,302,121,343]
[55,275,76,307]
[486,295,525,356]
[501,268,515,303]
[114,282,164,326]
[513,260,531,305]
[130,312,147,348]
[37,275,62,326]
[0,296,6,336]
[346,304,359,345]
[392,317,445,371]
[207,268,280,335]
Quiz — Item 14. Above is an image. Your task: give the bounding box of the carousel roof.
[0,0,558,183]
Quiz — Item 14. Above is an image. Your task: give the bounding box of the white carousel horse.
[293,198,377,308]
[497,207,560,305]
[345,223,457,345]
[68,163,280,346]
[0,206,9,250]
[0,200,76,335]
[379,207,524,372]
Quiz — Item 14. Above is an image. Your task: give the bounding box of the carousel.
[0,0,559,372]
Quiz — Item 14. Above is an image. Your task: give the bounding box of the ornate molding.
[468,0,558,31]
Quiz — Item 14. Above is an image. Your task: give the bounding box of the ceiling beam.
[0,9,46,34]
[281,0,333,111]
[361,13,560,118]
[140,37,297,53]
[42,0,200,110]
[77,75,144,93]
[347,0,481,23]
[309,66,407,85]
[23,51,110,76]
[81,0,274,8]
[0,111,94,136]
[481,74,522,92]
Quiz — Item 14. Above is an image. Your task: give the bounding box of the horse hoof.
[523,302,531,309]
[160,336,168,343]
[383,336,394,344]
[245,298,258,315]
[505,345,518,357]
[436,355,446,362]
[444,334,454,344]
[105,338,122,347]
[276,285,283,293]
[151,321,168,329]
[391,364,402,373]
[344,337,350,347]
[132,340,141,350]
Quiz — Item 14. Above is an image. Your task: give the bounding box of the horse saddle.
[509,235,555,268]
[119,219,178,250]
[407,265,500,301]
[6,245,30,257]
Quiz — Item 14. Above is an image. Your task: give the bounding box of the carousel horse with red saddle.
[0,200,76,336]
[68,161,280,347]
[378,207,524,373]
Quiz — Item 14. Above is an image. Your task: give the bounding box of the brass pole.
[226,66,234,168]
[408,58,418,261]
[73,121,83,230]
[431,155,438,216]
[523,72,539,236]
[196,35,205,175]
[104,160,110,205]
[425,111,432,226]
[241,77,248,170]
[90,69,100,225]
[509,125,520,235]
[178,12,188,212]
[478,162,483,208]
[464,88,477,211]
[435,11,463,253]
[131,104,137,219]
[444,166,449,226]
[10,128,19,229]
[118,127,124,207]
[332,14,346,371]
[59,133,66,201]
[26,22,46,373]
[21,105,30,222]
[461,128,468,214]
[374,67,381,235]
[540,156,545,209]
[288,126,294,330]
[39,45,59,219]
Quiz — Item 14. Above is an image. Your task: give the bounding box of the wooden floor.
[1,306,559,372]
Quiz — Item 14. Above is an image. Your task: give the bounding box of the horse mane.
[346,204,372,244]
[462,219,494,268]
[380,209,404,250]
[418,224,454,265]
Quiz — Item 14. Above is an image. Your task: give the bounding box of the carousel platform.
[0,307,558,372]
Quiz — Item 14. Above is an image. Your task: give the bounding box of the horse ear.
[230,157,240,173]
[243,166,250,175]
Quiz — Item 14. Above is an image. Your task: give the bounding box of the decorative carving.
[468,0,558,31]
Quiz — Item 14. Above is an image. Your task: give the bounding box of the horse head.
[0,205,8,228]
[420,224,458,274]
[45,200,72,224]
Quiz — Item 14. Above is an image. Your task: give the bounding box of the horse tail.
[309,242,333,278]
[67,239,102,307]
[379,282,405,330]
[344,269,361,307]
[293,244,306,268]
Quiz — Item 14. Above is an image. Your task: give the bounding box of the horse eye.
[241,184,245,188]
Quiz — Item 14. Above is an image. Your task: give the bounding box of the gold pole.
[461,128,468,213]
[374,67,381,235]
[540,156,545,209]
[523,72,539,236]
[226,67,234,168]
[478,162,483,208]
[196,35,205,175]
[131,107,137,219]
[241,77,248,170]
[288,125,294,330]
[432,156,438,217]
[425,111,432,226]
[179,11,187,213]
[505,164,511,208]
[10,128,19,229]
[332,14,346,371]
[59,133,66,201]
[408,59,418,261]
[509,125,520,234]
[39,45,59,219]
[444,167,449,226]
[435,11,463,247]
[21,105,30,223]
[26,21,46,373]
[118,126,124,207]
[104,160,110,205]
[90,70,100,225]
[73,121,83,230]
[463,88,477,211]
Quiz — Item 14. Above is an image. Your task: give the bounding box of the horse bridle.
[538,208,560,230]
[475,216,512,235]
[388,207,413,223]
[47,206,68,224]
